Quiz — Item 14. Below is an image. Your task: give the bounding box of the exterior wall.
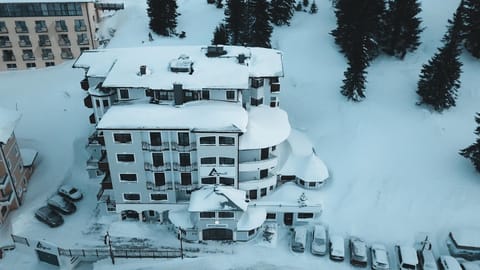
[0,2,98,71]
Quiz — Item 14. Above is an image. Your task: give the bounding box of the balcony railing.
[171,142,197,151]
[75,25,87,32]
[39,40,52,47]
[42,53,54,60]
[35,26,47,33]
[58,39,71,46]
[146,181,173,191]
[88,131,105,146]
[61,52,74,59]
[0,41,11,48]
[77,38,89,45]
[56,26,68,32]
[144,162,172,172]
[0,27,7,33]
[22,54,35,61]
[142,141,170,151]
[19,40,32,47]
[15,27,28,33]
[173,162,198,172]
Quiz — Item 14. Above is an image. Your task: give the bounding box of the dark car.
[35,206,64,227]
[47,195,76,215]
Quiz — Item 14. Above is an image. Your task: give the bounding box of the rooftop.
[0,106,20,144]
[188,186,248,212]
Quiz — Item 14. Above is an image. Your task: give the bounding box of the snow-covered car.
[329,235,345,261]
[459,261,480,270]
[58,185,83,201]
[350,236,368,267]
[291,226,307,253]
[47,195,76,215]
[35,206,64,227]
[447,229,480,260]
[438,256,462,270]
[396,245,418,270]
[418,249,438,270]
[371,244,390,270]
[311,224,328,256]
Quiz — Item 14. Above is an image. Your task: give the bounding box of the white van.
[447,229,480,260]
[292,227,307,253]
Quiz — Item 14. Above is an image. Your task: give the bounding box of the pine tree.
[460,113,480,172]
[464,0,480,58]
[309,1,318,14]
[225,0,247,45]
[270,0,296,26]
[382,0,423,59]
[216,0,224,8]
[245,0,273,48]
[416,3,464,111]
[340,33,369,101]
[147,0,178,36]
[295,1,303,11]
[303,0,309,7]
[212,23,228,45]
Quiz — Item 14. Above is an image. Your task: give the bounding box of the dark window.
[251,97,263,106]
[95,100,100,107]
[102,100,109,107]
[45,62,54,67]
[200,212,215,218]
[219,177,234,186]
[117,154,135,162]
[14,21,28,33]
[60,48,73,59]
[251,78,263,88]
[0,3,82,17]
[55,20,67,32]
[177,132,189,146]
[261,148,269,160]
[119,173,137,182]
[299,179,305,185]
[150,132,162,146]
[154,173,165,186]
[77,33,88,45]
[272,145,276,151]
[269,185,274,191]
[226,90,235,100]
[219,136,234,145]
[199,136,216,145]
[26,62,36,68]
[266,213,276,220]
[119,89,129,99]
[249,190,257,200]
[248,229,255,236]
[219,157,234,166]
[179,153,190,166]
[218,211,234,218]
[6,63,16,69]
[260,169,268,179]
[201,177,216,184]
[74,19,86,31]
[181,173,191,185]
[260,187,267,197]
[113,133,132,143]
[123,193,140,201]
[0,21,7,33]
[201,157,216,165]
[201,90,210,100]
[309,182,316,187]
[150,193,167,201]
[298,212,314,219]
[152,153,164,167]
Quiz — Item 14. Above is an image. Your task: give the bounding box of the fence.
[58,248,186,259]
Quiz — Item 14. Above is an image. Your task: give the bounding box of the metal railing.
[141,141,169,151]
[58,248,187,259]
[173,162,198,172]
[146,181,173,191]
[144,162,172,172]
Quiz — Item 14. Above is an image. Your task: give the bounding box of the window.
[199,136,216,145]
[251,78,264,88]
[80,47,89,52]
[150,132,162,146]
[123,193,140,201]
[35,20,47,32]
[18,35,31,47]
[102,100,109,107]
[201,90,210,100]
[55,20,67,32]
[77,33,88,45]
[117,154,135,162]
[2,50,15,61]
[113,133,132,144]
[218,211,234,218]
[0,3,82,17]
[200,212,215,218]
[26,62,36,68]
[269,185,274,191]
[58,34,70,46]
[200,157,216,165]
[61,48,73,59]
[39,35,51,47]
[15,21,28,33]
[152,153,164,167]
[260,187,267,197]
[219,177,234,186]
[154,173,165,186]
[119,89,129,99]
[261,148,269,160]
[226,90,235,100]
[74,19,86,31]
[266,213,276,220]
[219,136,234,145]
[299,179,305,186]
[309,182,316,187]
[45,62,54,67]
[177,132,189,146]
[249,190,257,200]
[0,36,10,47]
[22,49,34,61]
[6,63,16,69]
[201,177,216,184]
[119,173,137,182]
[0,21,7,33]
[150,193,167,201]
[248,229,255,236]
[298,212,314,219]
[180,173,191,185]
[219,157,234,166]
[41,48,53,60]
[250,97,263,106]
[95,100,100,107]
[260,169,268,179]
[179,153,190,166]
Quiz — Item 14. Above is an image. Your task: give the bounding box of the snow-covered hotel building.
[74,45,329,241]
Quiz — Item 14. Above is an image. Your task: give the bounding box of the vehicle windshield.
[402,263,416,269]
[69,188,78,194]
[315,239,325,245]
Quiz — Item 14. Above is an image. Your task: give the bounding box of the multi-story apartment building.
[0,107,37,224]
[74,45,328,241]
[0,0,98,71]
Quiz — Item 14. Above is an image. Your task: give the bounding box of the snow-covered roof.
[188,186,247,212]
[20,148,38,167]
[239,106,291,150]
[279,129,329,182]
[168,208,194,229]
[0,107,20,144]
[73,45,283,89]
[450,229,480,248]
[97,101,248,132]
[236,207,266,231]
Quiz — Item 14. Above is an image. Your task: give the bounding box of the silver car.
[311,225,328,256]
[58,185,83,201]
[47,195,76,215]
[371,244,390,270]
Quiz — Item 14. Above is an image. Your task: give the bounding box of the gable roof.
[0,107,20,144]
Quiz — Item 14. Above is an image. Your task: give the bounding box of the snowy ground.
[1,0,480,269]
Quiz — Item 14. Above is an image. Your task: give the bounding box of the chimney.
[238,53,246,64]
[173,83,183,106]
[139,65,147,76]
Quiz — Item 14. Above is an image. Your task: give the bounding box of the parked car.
[371,244,390,270]
[457,259,480,270]
[350,236,368,267]
[418,249,438,270]
[47,195,76,215]
[447,229,480,260]
[438,256,462,270]
[330,235,345,261]
[311,224,328,256]
[291,226,307,253]
[397,245,419,270]
[35,206,64,227]
[58,185,83,201]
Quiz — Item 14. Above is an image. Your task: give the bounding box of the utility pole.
[178,227,184,260]
[104,231,115,264]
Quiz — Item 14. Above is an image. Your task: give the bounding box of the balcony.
[58,38,71,47]
[80,78,89,90]
[22,53,35,61]
[146,181,173,191]
[15,27,28,33]
[144,162,172,172]
[271,83,280,93]
[77,38,89,45]
[61,51,73,59]
[42,53,54,60]
[142,141,170,151]
[0,41,12,48]
[171,142,197,152]
[239,155,278,172]
[19,40,32,47]
[75,25,87,32]
[39,40,52,47]
[35,26,47,33]
[84,95,93,108]
[173,162,198,172]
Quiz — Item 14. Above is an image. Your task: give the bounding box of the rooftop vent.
[169,54,193,74]
[237,53,247,64]
[206,45,227,57]
[138,65,148,76]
